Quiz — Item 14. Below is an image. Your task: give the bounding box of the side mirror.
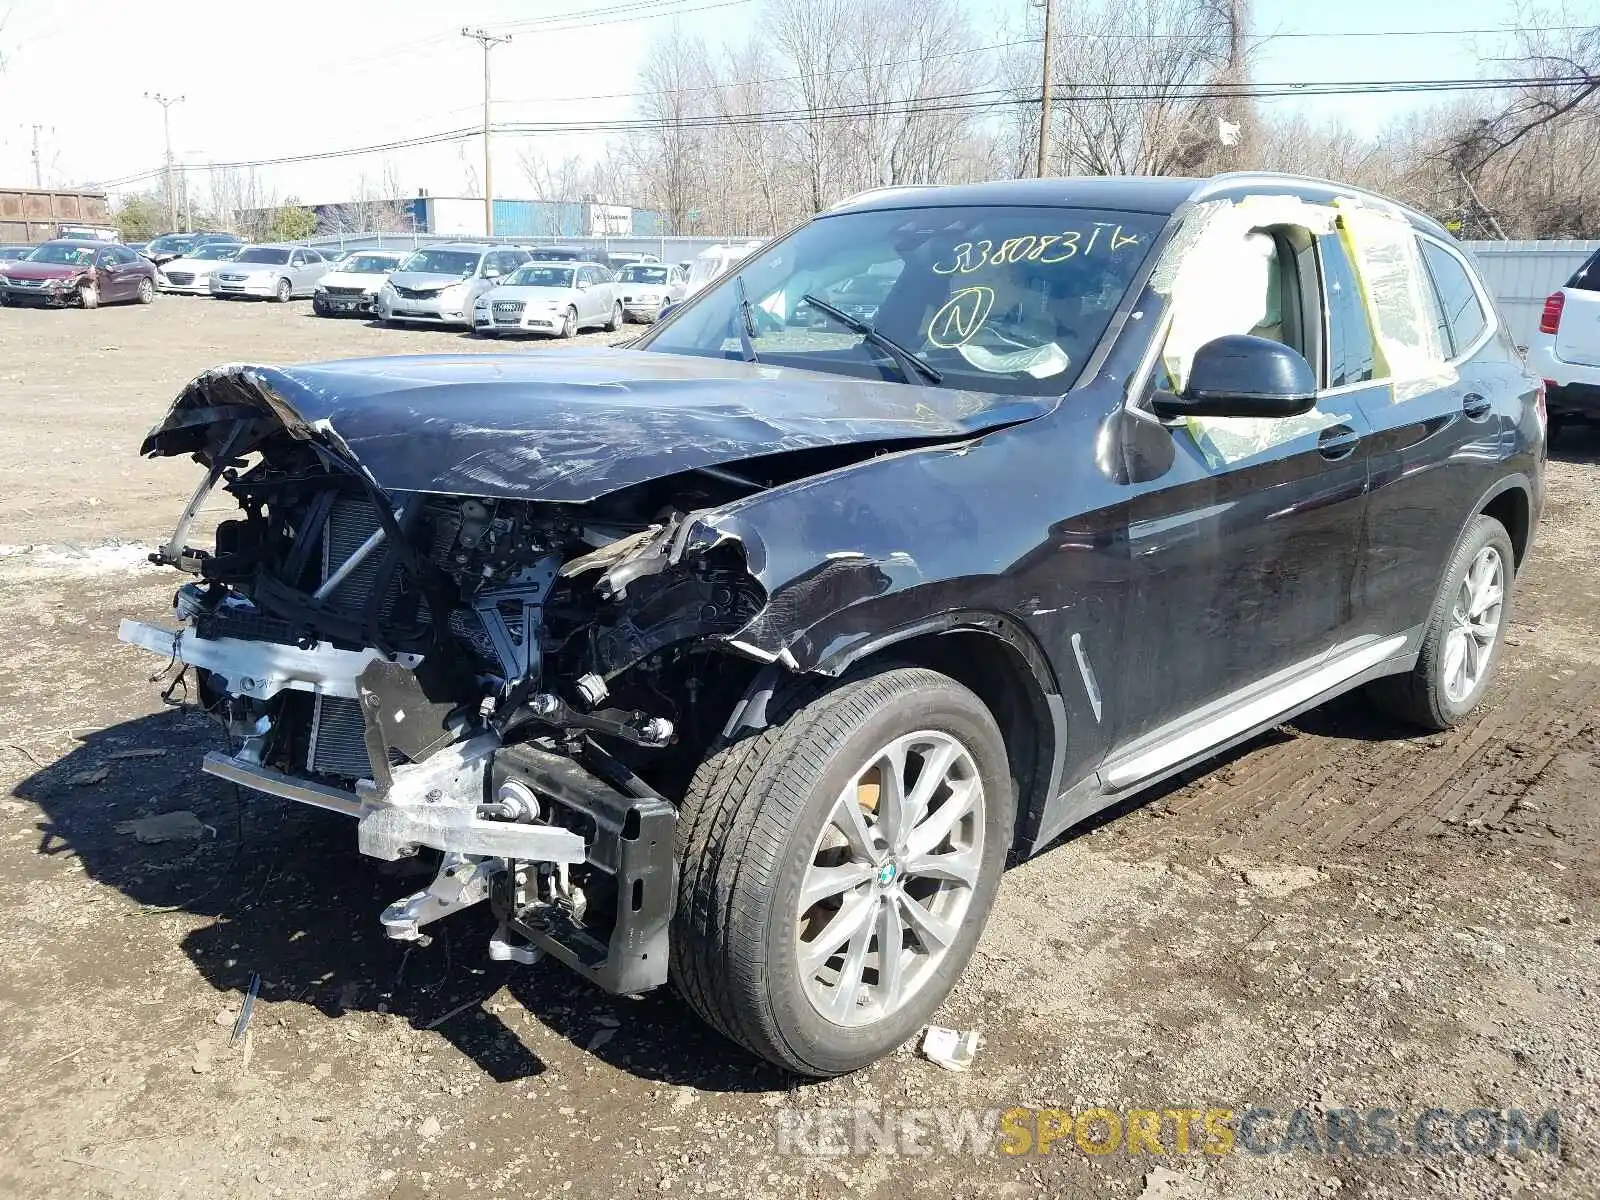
[1152,334,1317,420]
[484,268,500,278]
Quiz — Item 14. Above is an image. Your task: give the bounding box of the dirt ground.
[1,296,1597,1200]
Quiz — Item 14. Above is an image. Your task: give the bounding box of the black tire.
[606,301,622,332]
[671,666,1013,1076]
[1369,514,1515,730]
[136,277,155,305]
[274,278,292,303]
[312,296,328,316]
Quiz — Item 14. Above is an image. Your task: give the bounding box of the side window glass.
[1318,234,1376,388]
[1419,240,1487,355]
[1334,209,1447,384]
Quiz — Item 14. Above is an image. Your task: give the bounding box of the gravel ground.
[1,296,1597,1200]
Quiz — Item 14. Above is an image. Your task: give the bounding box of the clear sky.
[0,0,1540,206]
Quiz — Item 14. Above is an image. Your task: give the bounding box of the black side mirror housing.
[1152,334,1318,420]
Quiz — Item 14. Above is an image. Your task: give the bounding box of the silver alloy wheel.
[1443,544,1505,704]
[795,730,985,1027]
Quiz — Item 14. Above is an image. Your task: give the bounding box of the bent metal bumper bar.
[118,618,672,991]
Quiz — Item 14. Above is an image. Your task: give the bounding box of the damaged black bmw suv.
[124,174,1544,1075]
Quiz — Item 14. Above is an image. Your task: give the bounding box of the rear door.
[1554,249,1600,368]
[1346,218,1524,642]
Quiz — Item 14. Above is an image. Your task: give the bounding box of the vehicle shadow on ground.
[15,706,791,1094]
[1549,424,1600,465]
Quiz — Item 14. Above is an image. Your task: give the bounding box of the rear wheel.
[671,666,1013,1076]
[1370,514,1514,730]
[274,278,292,303]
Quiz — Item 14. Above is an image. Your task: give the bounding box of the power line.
[95,72,1595,190]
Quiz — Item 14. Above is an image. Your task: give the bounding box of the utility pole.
[1034,0,1054,178]
[145,92,185,231]
[461,27,511,238]
[30,124,43,188]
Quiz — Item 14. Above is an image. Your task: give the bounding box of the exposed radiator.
[307,693,374,779]
[302,497,471,778]
[307,497,398,780]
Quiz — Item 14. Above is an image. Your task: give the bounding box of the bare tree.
[1018,0,1251,178]
[1469,8,1598,170]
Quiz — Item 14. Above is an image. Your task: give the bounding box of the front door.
[1113,214,1373,755]
[95,247,131,300]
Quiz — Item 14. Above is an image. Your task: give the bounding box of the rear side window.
[1567,248,1600,293]
[1418,239,1487,355]
[1316,234,1375,388]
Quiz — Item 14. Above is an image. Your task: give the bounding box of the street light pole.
[145,92,185,230]
[1034,0,1054,178]
[461,27,511,238]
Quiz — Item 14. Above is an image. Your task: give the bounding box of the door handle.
[1317,424,1361,461]
[1462,392,1491,420]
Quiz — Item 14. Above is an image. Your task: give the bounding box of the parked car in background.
[211,245,331,301]
[374,243,530,328]
[471,260,621,337]
[614,262,686,323]
[603,251,659,274]
[683,240,763,297]
[0,245,32,262]
[1528,245,1600,436]
[0,240,156,307]
[808,271,896,327]
[524,246,608,265]
[157,242,242,294]
[145,231,241,265]
[125,242,149,256]
[312,249,408,317]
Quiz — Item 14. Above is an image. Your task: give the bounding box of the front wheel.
[559,306,578,338]
[274,278,292,303]
[1369,514,1515,730]
[606,301,623,332]
[671,666,1013,1076]
[79,282,100,309]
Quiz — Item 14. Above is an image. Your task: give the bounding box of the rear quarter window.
[1567,248,1600,293]
[1418,239,1488,355]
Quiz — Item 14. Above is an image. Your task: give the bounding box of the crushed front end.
[121,363,770,993]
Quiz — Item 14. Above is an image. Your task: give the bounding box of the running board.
[1101,634,1409,792]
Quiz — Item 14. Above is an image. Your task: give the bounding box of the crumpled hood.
[140,347,1050,503]
[3,261,86,280]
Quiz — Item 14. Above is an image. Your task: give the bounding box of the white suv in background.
[1528,247,1600,436]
